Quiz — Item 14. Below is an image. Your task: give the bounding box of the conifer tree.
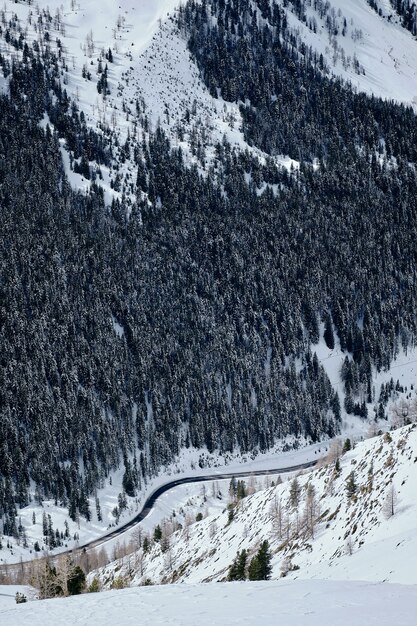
[345,471,357,500]
[248,541,272,581]
[228,549,247,581]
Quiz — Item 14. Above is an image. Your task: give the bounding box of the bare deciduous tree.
[327,439,343,464]
[182,514,192,543]
[133,548,146,577]
[270,495,285,540]
[345,535,354,555]
[97,546,109,568]
[163,543,176,572]
[304,483,319,538]
[209,520,218,540]
[130,526,142,551]
[383,484,398,519]
[55,554,73,596]
[391,398,417,427]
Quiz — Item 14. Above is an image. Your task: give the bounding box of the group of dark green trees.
[228,541,272,581]
[389,0,417,34]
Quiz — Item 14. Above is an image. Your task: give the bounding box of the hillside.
[94,424,417,586]
[1,424,417,623]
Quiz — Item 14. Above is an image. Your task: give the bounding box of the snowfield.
[1,580,417,626]
[285,0,417,108]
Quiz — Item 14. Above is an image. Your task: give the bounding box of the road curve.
[79,459,318,552]
[0,459,318,576]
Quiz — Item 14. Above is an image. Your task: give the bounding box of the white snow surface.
[1,579,416,625]
[0,585,36,608]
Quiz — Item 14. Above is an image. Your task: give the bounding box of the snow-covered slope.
[2,0,417,196]
[3,426,417,623]
[284,0,417,108]
[0,0,298,201]
[1,579,417,626]
[0,1,182,200]
[130,18,300,172]
[95,423,417,587]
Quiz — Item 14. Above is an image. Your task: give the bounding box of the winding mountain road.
[0,458,318,578]
[79,459,318,552]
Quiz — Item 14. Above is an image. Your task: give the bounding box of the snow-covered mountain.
[1,3,417,622]
[2,0,417,588]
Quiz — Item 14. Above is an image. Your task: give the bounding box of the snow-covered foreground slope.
[3,427,417,624]
[95,424,417,587]
[1,580,416,626]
